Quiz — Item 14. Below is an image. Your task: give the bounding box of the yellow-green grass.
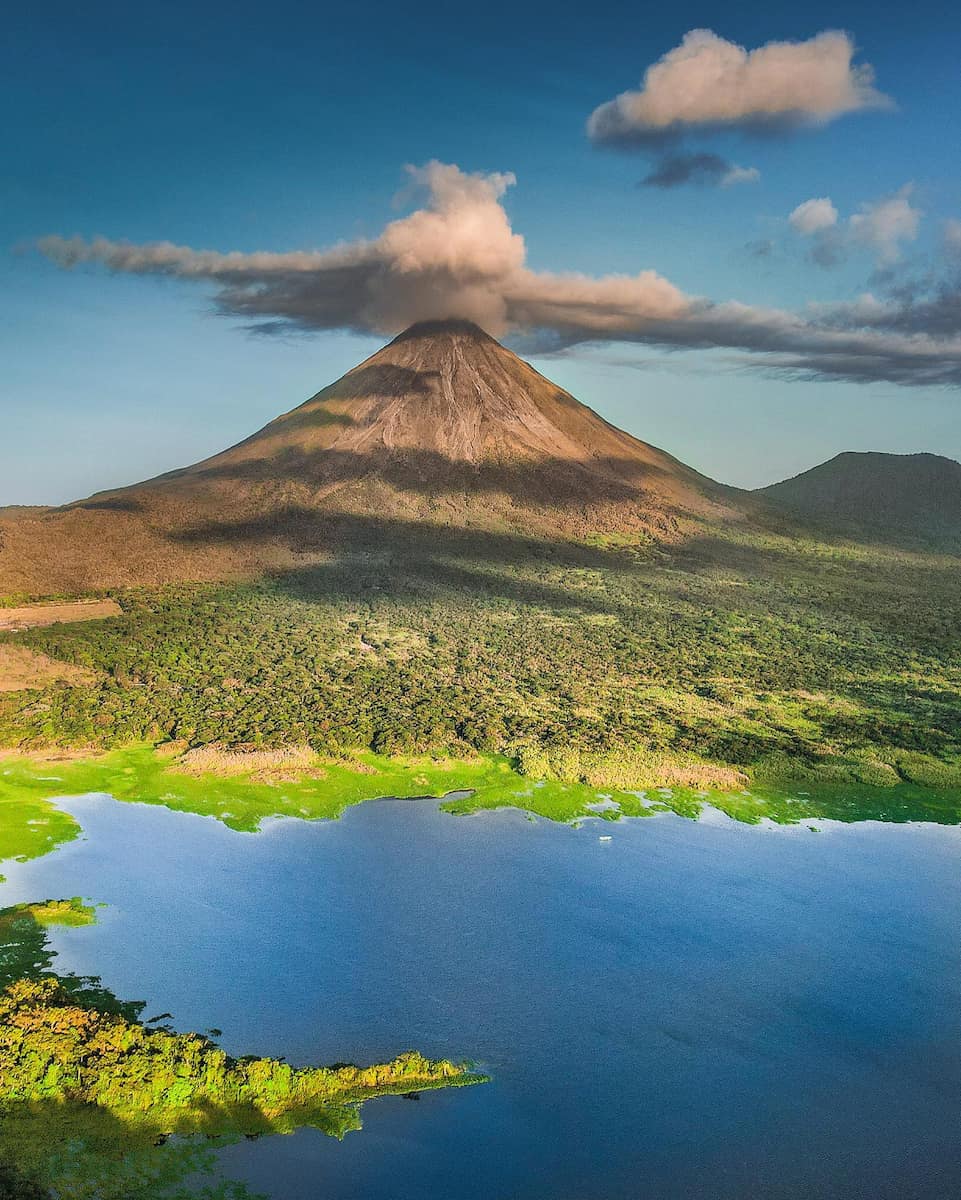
[2,743,961,875]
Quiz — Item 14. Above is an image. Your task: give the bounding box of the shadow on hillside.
[662,526,961,656]
[169,445,676,506]
[171,509,646,615]
[750,492,961,555]
[318,362,436,395]
[65,496,146,513]
[168,501,961,649]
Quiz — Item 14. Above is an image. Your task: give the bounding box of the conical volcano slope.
[153,319,732,518]
[0,320,740,594]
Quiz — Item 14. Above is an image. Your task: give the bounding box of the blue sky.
[3,0,960,503]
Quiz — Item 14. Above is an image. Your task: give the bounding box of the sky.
[3,0,960,504]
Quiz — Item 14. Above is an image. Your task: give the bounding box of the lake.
[3,793,961,1199]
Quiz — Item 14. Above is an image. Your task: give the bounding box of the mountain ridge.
[4,324,959,597]
[758,450,961,548]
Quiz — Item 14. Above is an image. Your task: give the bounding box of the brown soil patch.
[0,645,99,692]
[0,599,122,632]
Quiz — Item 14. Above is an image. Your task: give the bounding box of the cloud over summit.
[39,162,688,340]
[39,161,961,388]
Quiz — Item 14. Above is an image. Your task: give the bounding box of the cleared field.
[0,599,122,632]
[0,644,98,692]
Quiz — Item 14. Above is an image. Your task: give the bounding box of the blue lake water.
[4,794,961,1199]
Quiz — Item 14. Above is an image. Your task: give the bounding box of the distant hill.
[0,319,742,595]
[758,452,961,549]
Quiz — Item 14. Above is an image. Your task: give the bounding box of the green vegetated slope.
[0,899,484,1199]
[758,451,961,548]
[0,520,959,858]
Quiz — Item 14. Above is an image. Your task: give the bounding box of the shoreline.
[2,742,961,872]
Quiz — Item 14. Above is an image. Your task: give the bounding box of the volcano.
[0,320,741,594]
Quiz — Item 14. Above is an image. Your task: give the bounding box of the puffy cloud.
[640,153,759,188]
[41,163,528,335]
[789,198,839,235]
[588,29,891,146]
[850,185,921,262]
[39,161,961,387]
[788,186,921,267]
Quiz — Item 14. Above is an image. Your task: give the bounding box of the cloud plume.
[38,161,961,388]
[39,162,688,339]
[588,29,891,147]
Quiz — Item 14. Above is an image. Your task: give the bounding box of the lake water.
[4,794,961,1199]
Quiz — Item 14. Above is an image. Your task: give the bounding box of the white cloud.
[721,164,761,187]
[945,219,961,255]
[789,198,839,235]
[788,186,921,266]
[850,185,921,262]
[588,29,892,145]
[38,162,961,387]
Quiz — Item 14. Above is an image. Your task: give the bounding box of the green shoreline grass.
[2,743,961,872]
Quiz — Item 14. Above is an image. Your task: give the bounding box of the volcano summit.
[0,320,739,594]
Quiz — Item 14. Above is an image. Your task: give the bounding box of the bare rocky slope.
[0,320,747,595]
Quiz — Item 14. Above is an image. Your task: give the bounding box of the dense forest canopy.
[1,520,958,792]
